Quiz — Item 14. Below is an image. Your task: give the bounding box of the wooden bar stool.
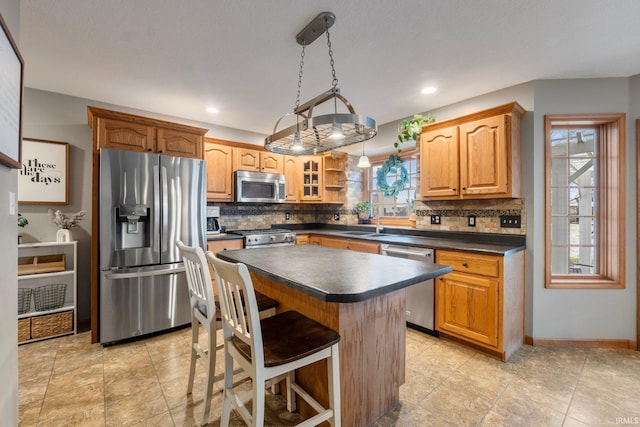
[207,252,341,427]
[176,241,278,424]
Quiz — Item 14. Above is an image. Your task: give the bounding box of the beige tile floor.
[18,327,640,426]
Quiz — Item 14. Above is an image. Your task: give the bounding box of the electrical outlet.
[333,213,340,221]
[468,215,476,227]
[500,215,521,228]
[430,214,441,225]
[285,212,290,220]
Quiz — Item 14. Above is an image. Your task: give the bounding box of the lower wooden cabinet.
[435,249,524,361]
[308,235,380,254]
[295,234,309,245]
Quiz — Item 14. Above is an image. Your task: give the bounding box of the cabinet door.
[420,126,459,198]
[346,240,380,254]
[283,155,299,202]
[235,148,261,171]
[436,272,498,348]
[97,118,155,152]
[296,234,310,245]
[299,156,323,202]
[260,152,284,174]
[317,236,349,250]
[459,115,507,196]
[205,144,234,201]
[156,128,203,159]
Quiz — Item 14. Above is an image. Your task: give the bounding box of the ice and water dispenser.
[114,206,151,250]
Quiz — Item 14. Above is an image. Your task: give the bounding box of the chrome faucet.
[375,207,384,234]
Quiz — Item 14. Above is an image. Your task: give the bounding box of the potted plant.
[394,113,436,152]
[48,209,85,242]
[354,201,371,223]
[18,213,28,243]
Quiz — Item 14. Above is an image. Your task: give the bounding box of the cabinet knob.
[452,188,456,191]
[462,187,466,190]
[462,262,469,267]
[439,277,444,281]
[148,148,152,151]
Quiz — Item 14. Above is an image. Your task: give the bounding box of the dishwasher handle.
[381,245,433,258]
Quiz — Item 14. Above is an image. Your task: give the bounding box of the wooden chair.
[207,252,341,427]
[176,241,278,424]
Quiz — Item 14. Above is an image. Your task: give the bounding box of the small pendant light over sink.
[357,141,371,168]
[265,12,377,155]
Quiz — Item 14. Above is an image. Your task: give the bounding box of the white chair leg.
[286,370,296,412]
[202,327,216,425]
[328,344,341,427]
[220,351,234,427]
[186,319,198,395]
[253,376,266,427]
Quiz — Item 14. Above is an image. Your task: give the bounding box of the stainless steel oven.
[381,243,438,336]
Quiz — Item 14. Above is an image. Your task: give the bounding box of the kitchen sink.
[338,231,389,238]
[338,231,374,236]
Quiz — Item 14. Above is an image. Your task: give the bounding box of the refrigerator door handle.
[104,266,186,280]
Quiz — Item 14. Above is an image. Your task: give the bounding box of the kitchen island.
[218,245,452,426]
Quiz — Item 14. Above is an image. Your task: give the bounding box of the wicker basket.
[18,318,31,342]
[18,288,33,315]
[33,284,67,311]
[31,311,73,339]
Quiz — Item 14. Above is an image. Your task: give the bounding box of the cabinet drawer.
[437,250,500,278]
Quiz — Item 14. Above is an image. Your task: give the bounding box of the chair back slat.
[176,241,216,321]
[207,253,264,363]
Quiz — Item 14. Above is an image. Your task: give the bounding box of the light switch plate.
[500,215,521,228]
[430,214,441,225]
[468,215,476,227]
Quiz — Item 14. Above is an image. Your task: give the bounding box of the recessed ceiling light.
[205,107,219,114]
[421,87,437,95]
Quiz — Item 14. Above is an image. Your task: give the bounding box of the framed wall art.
[18,138,70,204]
[0,13,24,169]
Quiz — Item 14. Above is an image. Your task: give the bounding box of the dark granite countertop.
[286,225,525,256]
[217,245,453,303]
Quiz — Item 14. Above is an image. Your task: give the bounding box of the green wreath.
[376,155,409,197]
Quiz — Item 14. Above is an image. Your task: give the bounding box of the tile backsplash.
[214,155,526,235]
[414,198,526,235]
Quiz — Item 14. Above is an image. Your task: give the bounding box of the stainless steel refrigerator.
[99,148,206,344]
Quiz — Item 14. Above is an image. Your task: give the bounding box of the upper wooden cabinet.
[283,155,299,202]
[323,152,346,204]
[299,156,323,202]
[419,102,524,200]
[88,106,207,159]
[205,142,234,202]
[235,147,283,174]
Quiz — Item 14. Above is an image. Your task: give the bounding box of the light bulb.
[328,123,345,140]
[290,132,304,151]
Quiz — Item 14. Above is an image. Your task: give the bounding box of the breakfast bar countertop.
[217,244,452,303]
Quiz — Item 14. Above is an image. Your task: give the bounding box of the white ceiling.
[19,0,640,139]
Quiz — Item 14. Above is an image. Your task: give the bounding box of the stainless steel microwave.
[234,170,286,203]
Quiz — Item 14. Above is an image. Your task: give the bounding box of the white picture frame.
[0,13,24,169]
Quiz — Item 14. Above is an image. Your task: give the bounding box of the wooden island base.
[250,272,406,427]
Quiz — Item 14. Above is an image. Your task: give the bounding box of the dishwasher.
[380,244,438,336]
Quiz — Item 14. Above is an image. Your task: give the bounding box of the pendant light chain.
[325,20,338,89]
[294,44,306,111]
